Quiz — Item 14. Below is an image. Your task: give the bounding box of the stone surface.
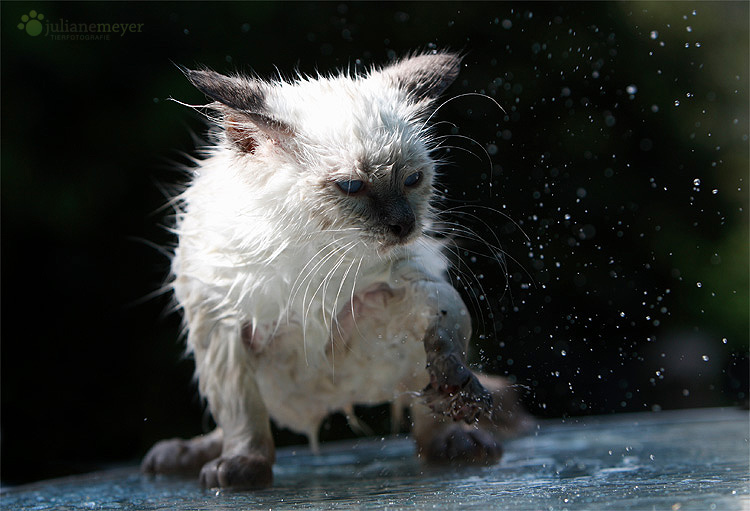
[2,408,748,510]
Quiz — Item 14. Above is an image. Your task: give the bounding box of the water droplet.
[722,338,728,344]
[696,282,702,288]
[686,26,693,32]
[702,355,709,362]
[626,84,638,95]
[650,30,659,40]
[674,100,681,106]
[561,350,567,356]
[712,189,718,194]
[693,178,701,186]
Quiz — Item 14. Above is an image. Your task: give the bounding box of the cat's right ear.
[378,51,463,103]
[178,66,292,153]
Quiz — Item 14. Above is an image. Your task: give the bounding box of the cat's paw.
[142,438,208,475]
[199,454,273,490]
[423,357,494,423]
[419,424,503,465]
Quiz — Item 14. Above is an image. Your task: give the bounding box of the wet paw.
[142,438,208,475]
[199,454,273,490]
[423,368,493,423]
[420,424,503,465]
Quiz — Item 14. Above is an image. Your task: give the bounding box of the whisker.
[431,141,484,163]
[440,205,531,242]
[301,241,357,335]
[294,240,356,364]
[428,236,490,330]
[347,253,369,344]
[420,92,506,132]
[288,237,354,316]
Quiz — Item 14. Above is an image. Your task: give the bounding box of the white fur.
[171,54,459,449]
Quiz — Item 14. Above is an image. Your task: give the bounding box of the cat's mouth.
[375,228,422,254]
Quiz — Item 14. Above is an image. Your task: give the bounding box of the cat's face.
[182,52,461,252]
[317,145,436,250]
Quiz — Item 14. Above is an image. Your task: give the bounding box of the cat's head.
[182,51,462,252]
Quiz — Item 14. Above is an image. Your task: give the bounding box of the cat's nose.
[388,216,416,239]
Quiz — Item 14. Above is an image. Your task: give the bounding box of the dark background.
[2,2,747,485]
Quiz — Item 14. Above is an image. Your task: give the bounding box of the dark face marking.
[377,195,416,240]
[321,151,434,247]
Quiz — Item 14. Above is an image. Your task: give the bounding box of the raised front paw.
[422,355,494,423]
[419,423,503,465]
[199,454,273,490]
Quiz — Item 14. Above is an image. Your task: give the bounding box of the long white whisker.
[426,236,489,329]
[348,253,368,344]
[297,240,356,365]
[324,250,358,382]
[421,92,506,132]
[302,241,357,335]
[431,141,485,163]
[441,205,531,242]
[329,254,360,377]
[317,242,357,331]
[288,236,354,318]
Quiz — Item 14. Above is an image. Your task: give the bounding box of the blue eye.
[404,171,423,187]
[336,179,364,194]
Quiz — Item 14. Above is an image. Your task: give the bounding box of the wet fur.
[143,51,528,490]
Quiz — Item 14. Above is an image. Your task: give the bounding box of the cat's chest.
[246,279,429,370]
[248,279,431,435]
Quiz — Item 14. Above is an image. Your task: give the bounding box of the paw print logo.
[18,10,44,37]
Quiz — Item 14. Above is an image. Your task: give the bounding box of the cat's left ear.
[378,51,463,102]
[179,66,292,152]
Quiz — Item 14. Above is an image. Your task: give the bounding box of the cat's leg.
[190,316,276,490]
[142,428,223,475]
[409,276,494,423]
[411,374,531,464]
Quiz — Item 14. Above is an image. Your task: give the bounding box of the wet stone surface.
[2,408,748,510]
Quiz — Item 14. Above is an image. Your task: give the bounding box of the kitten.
[142,51,527,490]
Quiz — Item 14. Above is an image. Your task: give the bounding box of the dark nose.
[380,196,416,240]
[388,216,416,238]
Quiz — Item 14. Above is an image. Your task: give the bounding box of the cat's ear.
[378,51,463,102]
[179,66,292,153]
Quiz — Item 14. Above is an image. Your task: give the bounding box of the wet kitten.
[142,51,527,490]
